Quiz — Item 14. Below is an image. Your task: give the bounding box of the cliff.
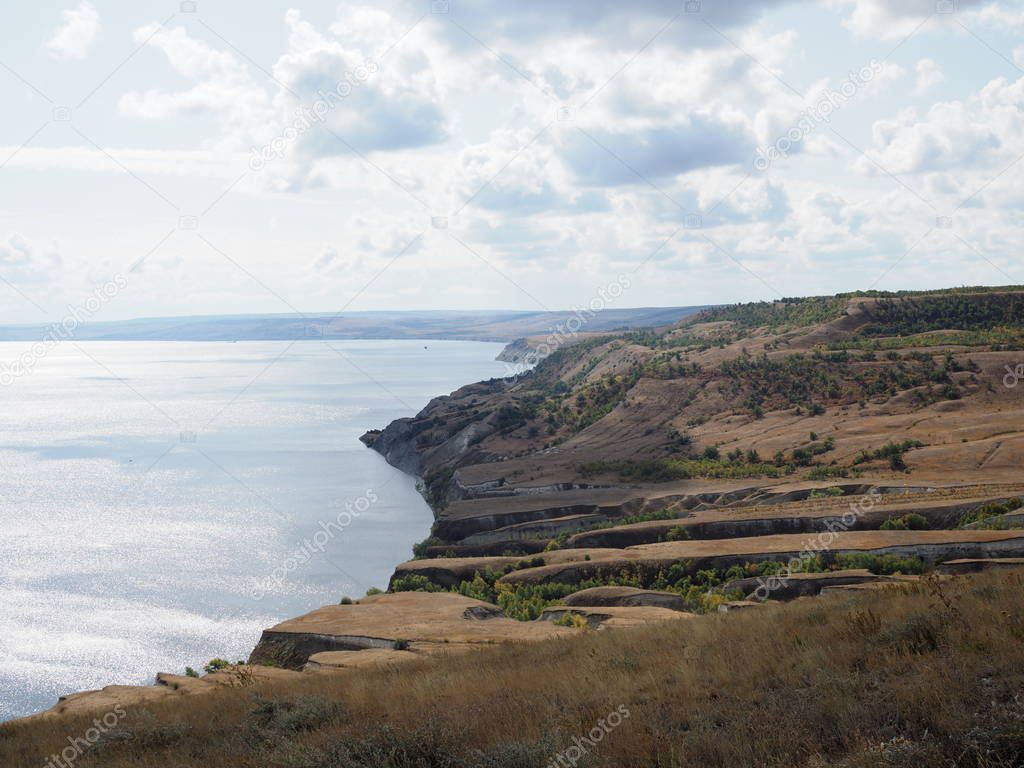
[12,286,1024,738]
[360,287,1024,595]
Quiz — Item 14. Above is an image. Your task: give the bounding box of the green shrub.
[454,572,495,603]
[203,658,232,675]
[854,440,924,466]
[959,500,1022,527]
[552,612,588,629]
[809,487,845,499]
[412,536,443,558]
[390,574,443,593]
[579,456,794,482]
[806,466,857,480]
[880,513,930,531]
[573,508,677,535]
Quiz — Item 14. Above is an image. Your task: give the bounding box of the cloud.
[859,74,1024,174]
[968,3,1024,30]
[417,0,790,50]
[0,145,246,178]
[0,235,61,284]
[312,245,343,273]
[562,119,754,186]
[46,1,101,60]
[272,9,447,157]
[119,25,274,150]
[914,58,944,95]
[830,0,986,40]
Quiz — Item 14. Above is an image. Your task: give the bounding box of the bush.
[959,499,1022,527]
[248,696,346,735]
[203,658,233,675]
[412,536,443,558]
[880,513,930,531]
[391,574,443,593]
[809,487,844,499]
[552,612,588,629]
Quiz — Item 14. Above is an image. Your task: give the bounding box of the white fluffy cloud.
[119,25,274,150]
[0,235,61,284]
[914,58,944,95]
[9,0,1024,317]
[831,0,986,40]
[46,1,100,60]
[562,120,753,186]
[861,74,1024,174]
[273,9,447,156]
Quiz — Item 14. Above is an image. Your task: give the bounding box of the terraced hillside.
[11,287,1024,734]
[363,287,1024,616]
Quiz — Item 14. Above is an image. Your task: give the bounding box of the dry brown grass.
[3,571,1023,767]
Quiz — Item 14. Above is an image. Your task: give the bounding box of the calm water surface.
[0,340,507,720]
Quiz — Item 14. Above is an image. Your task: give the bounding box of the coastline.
[0,338,518,724]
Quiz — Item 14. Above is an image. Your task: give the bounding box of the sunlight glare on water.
[0,339,508,720]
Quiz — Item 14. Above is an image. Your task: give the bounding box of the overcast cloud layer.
[0,0,1022,322]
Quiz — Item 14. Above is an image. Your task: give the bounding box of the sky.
[1,0,1023,323]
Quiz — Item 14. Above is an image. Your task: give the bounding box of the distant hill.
[0,307,707,343]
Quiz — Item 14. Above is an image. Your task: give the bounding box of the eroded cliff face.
[360,290,1024,562]
[360,378,513,504]
[495,337,532,363]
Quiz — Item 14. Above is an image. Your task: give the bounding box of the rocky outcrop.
[722,569,898,601]
[938,557,1024,575]
[538,605,693,629]
[19,666,304,722]
[565,497,1014,549]
[496,337,533,363]
[304,649,423,672]
[489,530,1024,587]
[248,592,572,670]
[561,586,686,610]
